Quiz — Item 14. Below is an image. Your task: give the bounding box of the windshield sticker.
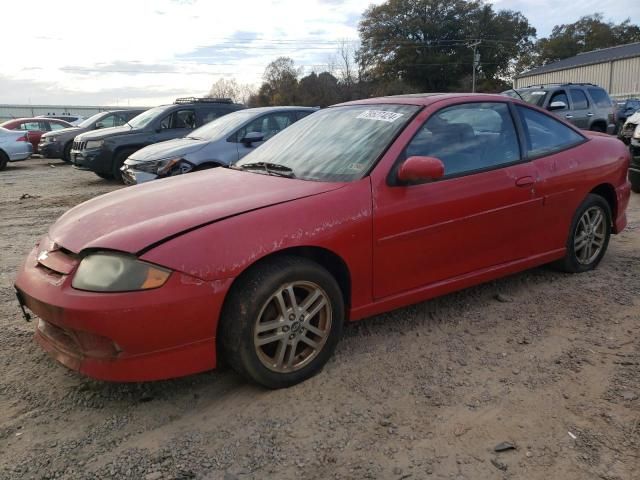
[347,163,367,171]
[356,110,404,122]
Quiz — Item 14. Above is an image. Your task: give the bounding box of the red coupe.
[1,117,72,153]
[15,94,631,388]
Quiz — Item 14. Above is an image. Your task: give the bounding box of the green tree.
[536,14,640,64]
[357,0,535,92]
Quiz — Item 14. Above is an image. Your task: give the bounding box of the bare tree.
[208,78,240,101]
[336,39,358,88]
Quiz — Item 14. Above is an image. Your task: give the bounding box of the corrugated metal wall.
[0,105,145,122]
[515,56,640,99]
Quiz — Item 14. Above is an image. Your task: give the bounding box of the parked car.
[615,98,640,133]
[626,114,640,192]
[503,83,616,134]
[0,118,72,153]
[39,109,146,162]
[71,97,245,182]
[0,127,32,170]
[122,107,316,184]
[619,110,640,145]
[15,93,631,388]
[37,114,85,126]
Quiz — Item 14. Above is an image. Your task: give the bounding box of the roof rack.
[174,97,233,104]
[523,82,599,89]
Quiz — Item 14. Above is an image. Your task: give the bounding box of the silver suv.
[503,83,616,134]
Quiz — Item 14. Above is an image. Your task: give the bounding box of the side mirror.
[95,122,105,129]
[397,156,445,183]
[241,131,264,146]
[548,101,567,111]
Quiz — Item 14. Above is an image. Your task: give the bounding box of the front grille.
[72,140,86,151]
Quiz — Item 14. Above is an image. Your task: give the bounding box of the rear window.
[587,88,612,108]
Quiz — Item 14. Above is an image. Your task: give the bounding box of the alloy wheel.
[574,206,606,265]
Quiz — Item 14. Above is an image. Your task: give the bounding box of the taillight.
[16,135,27,142]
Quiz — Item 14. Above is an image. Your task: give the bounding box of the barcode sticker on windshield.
[357,110,404,122]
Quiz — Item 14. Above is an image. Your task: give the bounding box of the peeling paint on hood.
[49,168,344,254]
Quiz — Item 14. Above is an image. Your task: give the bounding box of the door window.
[235,113,295,142]
[159,109,196,130]
[549,90,569,109]
[97,114,118,128]
[49,122,67,131]
[403,102,521,177]
[19,122,42,131]
[588,88,613,108]
[516,105,585,157]
[570,89,589,109]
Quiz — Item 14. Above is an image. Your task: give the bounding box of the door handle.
[515,176,535,187]
[565,114,574,118]
[587,112,594,117]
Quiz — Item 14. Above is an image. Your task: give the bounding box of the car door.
[371,101,544,299]
[152,108,196,143]
[546,89,574,124]
[568,89,591,129]
[234,112,297,160]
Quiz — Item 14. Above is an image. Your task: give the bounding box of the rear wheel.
[219,256,344,388]
[556,194,611,273]
[0,151,8,171]
[590,123,606,133]
[62,142,73,162]
[94,171,114,180]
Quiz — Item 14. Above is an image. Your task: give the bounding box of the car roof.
[240,106,317,113]
[1,117,72,125]
[335,93,515,107]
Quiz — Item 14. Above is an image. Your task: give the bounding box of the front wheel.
[556,194,611,273]
[219,256,344,388]
[62,142,73,162]
[0,152,8,171]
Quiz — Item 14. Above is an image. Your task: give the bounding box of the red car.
[1,117,72,153]
[14,94,631,388]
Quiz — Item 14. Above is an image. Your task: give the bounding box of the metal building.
[0,104,146,123]
[515,42,640,100]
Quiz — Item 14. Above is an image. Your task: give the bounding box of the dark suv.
[71,98,245,181]
[503,83,616,134]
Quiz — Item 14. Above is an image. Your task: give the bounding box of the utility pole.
[468,40,481,93]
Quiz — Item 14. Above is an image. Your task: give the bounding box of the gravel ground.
[1,157,639,480]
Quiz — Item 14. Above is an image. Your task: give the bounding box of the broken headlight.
[132,157,191,176]
[72,252,171,292]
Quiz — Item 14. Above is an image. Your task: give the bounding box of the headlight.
[85,139,104,149]
[49,136,58,143]
[72,252,171,292]
[132,157,186,176]
[634,125,640,139]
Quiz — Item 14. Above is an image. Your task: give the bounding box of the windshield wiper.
[236,162,296,178]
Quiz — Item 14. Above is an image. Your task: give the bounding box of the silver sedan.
[0,127,33,171]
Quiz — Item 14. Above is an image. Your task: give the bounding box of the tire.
[94,171,114,180]
[556,194,611,273]
[219,256,344,388]
[112,149,136,183]
[0,151,8,171]
[590,123,606,133]
[62,142,73,163]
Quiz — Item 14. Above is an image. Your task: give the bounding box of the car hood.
[128,137,208,162]
[41,126,84,138]
[48,168,345,254]
[75,125,138,141]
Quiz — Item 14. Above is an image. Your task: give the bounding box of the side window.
[516,105,584,157]
[97,114,117,128]
[587,88,613,108]
[48,122,67,131]
[549,90,569,109]
[296,110,313,120]
[570,89,589,109]
[201,109,224,125]
[235,113,295,142]
[21,122,42,131]
[159,109,196,130]
[403,102,521,177]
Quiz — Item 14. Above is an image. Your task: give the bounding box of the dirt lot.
[0,157,639,480]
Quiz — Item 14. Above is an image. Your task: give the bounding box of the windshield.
[512,89,548,107]
[188,110,256,140]
[77,112,106,128]
[236,104,419,182]
[128,105,170,129]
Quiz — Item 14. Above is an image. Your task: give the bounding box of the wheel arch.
[590,120,607,132]
[220,245,352,329]
[590,183,617,228]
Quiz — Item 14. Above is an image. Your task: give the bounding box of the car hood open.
[49,168,344,254]
[128,137,208,162]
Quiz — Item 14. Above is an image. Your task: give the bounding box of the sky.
[1,0,638,106]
